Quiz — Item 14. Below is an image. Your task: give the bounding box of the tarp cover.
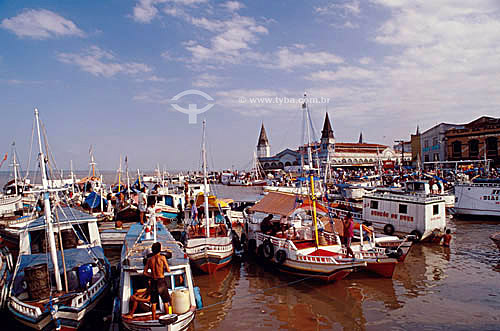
[84,191,107,209]
[12,247,106,296]
[249,192,301,216]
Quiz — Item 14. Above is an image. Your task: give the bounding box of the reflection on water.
[193,217,500,331]
[2,200,499,330]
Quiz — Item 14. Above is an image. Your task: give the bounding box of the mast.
[89,147,96,178]
[100,174,104,213]
[310,174,320,248]
[11,142,19,195]
[303,93,313,170]
[126,157,131,201]
[202,120,210,238]
[70,160,75,195]
[35,108,63,292]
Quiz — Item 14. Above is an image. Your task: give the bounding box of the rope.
[196,275,312,311]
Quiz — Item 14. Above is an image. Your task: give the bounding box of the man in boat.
[261,214,274,235]
[139,187,147,225]
[123,284,151,319]
[143,242,172,320]
[343,212,355,259]
[190,200,200,234]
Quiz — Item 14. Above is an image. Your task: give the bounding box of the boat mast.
[11,142,19,195]
[202,120,210,238]
[303,93,313,171]
[70,160,75,195]
[310,174,320,248]
[35,108,63,292]
[118,155,122,192]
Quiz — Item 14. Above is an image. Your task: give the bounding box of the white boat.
[7,109,110,330]
[183,121,234,274]
[0,241,14,310]
[362,181,447,241]
[116,222,197,330]
[453,178,500,217]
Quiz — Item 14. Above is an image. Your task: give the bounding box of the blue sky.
[1,0,499,172]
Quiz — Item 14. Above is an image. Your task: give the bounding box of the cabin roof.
[249,191,301,216]
[123,223,188,268]
[27,206,96,230]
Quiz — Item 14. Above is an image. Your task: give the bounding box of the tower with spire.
[321,112,335,154]
[358,131,363,144]
[257,123,271,158]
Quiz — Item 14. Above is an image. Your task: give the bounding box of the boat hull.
[122,310,195,331]
[189,251,233,274]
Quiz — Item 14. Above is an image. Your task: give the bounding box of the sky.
[1,0,500,172]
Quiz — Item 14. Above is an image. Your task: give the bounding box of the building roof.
[321,113,334,139]
[257,123,269,146]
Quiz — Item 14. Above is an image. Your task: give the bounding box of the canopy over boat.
[78,176,100,184]
[249,191,328,216]
[195,193,233,209]
[84,191,107,209]
[23,206,97,230]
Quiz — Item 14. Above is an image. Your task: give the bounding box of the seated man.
[260,214,274,234]
[123,282,151,319]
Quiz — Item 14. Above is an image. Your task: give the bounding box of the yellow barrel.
[171,289,191,314]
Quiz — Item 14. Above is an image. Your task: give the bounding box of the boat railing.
[71,273,107,308]
[296,254,340,264]
[257,232,298,251]
[9,296,42,319]
[0,194,22,205]
[365,191,445,203]
[327,206,363,221]
[455,182,500,188]
[332,199,362,209]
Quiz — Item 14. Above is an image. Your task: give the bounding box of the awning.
[195,193,233,209]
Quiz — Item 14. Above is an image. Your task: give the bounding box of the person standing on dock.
[139,187,147,225]
[143,242,172,320]
[343,212,355,259]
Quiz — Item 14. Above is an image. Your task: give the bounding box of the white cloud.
[359,57,373,65]
[221,1,245,12]
[192,73,220,88]
[315,0,361,16]
[57,46,152,77]
[272,47,344,70]
[1,9,84,39]
[132,0,207,23]
[306,67,375,81]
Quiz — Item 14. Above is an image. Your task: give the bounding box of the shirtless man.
[143,242,172,320]
[442,229,452,247]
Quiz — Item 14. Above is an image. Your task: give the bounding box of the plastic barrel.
[24,263,50,300]
[171,289,190,314]
[61,229,78,249]
[194,286,203,309]
[78,263,93,288]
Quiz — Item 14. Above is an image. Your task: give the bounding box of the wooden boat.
[0,240,13,310]
[183,121,234,274]
[491,232,500,250]
[115,222,197,330]
[7,109,110,330]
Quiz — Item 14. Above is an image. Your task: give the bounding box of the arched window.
[452,141,462,159]
[486,137,498,158]
[348,159,352,163]
[278,162,284,169]
[342,159,346,164]
[469,139,479,158]
[285,161,291,167]
[271,162,277,168]
[293,161,299,166]
[263,163,270,169]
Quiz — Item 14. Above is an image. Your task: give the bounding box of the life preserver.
[385,247,403,259]
[262,240,274,259]
[275,250,287,264]
[384,224,395,236]
[410,230,422,242]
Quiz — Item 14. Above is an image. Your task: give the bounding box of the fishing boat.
[183,121,234,274]
[453,178,500,217]
[491,232,500,250]
[0,238,14,310]
[362,180,447,241]
[115,221,197,330]
[8,109,110,330]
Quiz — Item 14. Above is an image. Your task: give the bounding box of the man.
[143,242,172,320]
[190,200,199,234]
[343,212,355,259]
[442,229,452,247]
[139,187,147,225]
[261,214,273,235]
[123,284,151,319]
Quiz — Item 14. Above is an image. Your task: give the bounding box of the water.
[1,173,499,330]
[191,217,499,330]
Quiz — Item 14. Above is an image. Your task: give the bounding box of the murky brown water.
[190,216,499,331]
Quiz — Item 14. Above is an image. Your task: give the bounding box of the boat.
[453,178,500,217]
[244,188,408,279]
[115,221,197,330]
[491,232,500,250]
[0,238,14,310]
[183,121,234,274]
[7,109,110,330]
[362,180,447,241]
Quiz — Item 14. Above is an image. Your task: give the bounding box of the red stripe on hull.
[366,261,397,278]
[199,259,231,274]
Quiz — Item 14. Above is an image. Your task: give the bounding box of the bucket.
[61,229,78,249]
[171,289,190,314]
[24,263,50,300]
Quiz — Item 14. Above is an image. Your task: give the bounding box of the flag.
[2,152,7,161]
